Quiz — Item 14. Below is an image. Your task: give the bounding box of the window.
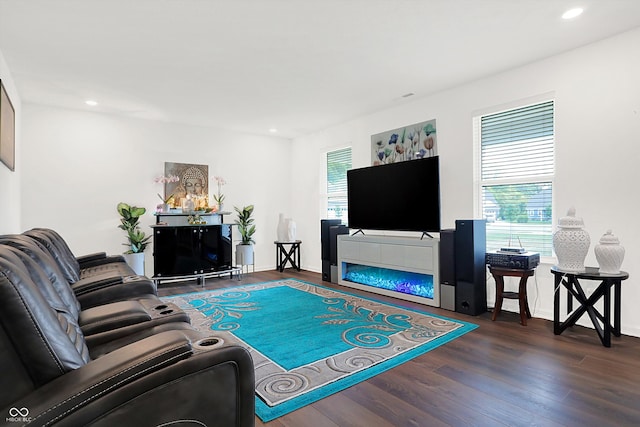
[326,147,351,224]
[476,100,555,256]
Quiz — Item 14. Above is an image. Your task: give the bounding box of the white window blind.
[326,147,351,224]
[479,100,554,256]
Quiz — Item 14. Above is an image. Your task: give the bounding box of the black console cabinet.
[152,224,233,278]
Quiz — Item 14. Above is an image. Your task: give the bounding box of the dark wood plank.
[157,269,640,426]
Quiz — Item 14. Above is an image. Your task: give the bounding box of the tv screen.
[347,156,440,232]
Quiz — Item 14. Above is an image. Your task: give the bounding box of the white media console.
[337,234,440,307]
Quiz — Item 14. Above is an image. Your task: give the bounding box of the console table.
[551,266,629,347]
[151,212,238,285]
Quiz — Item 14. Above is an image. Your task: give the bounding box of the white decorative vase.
[553,207,590,272]
[277,213,288,242]
[594,229,625,274]
[286,218,297,242]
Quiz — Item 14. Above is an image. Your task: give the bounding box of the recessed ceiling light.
[85,100,98,106]
[269,128,278,133]
[562,8,583,20]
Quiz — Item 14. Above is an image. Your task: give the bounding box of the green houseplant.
[234,205,255,265]
[117,202,152,253]
[117,202,151,275]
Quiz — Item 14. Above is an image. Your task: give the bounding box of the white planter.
[123,252,145,276]
[236,244,254,266]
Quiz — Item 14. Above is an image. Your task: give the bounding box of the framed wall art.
[0,79,15,171]
[371,118,437,165]
[163,162,209,207]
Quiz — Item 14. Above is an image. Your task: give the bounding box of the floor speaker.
[329,225,348,265]
[454,220,487,315]
[455,281,487,316]
[439,229,456,311]
[321,219,342,261]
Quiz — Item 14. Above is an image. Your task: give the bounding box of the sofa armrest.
[76,251,107,264]
[73,275,158,309]
[78,253,126,269]
[4,330,255,427]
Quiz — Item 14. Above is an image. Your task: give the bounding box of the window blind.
[480,101,554,256]
[326,147,351,223]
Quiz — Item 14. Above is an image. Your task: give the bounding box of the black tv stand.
[351,229,365,236]
[420,231,435,240]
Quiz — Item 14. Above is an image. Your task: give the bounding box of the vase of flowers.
[154,174,180,211]
[213,176,226,211]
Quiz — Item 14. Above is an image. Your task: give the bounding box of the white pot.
[123,252,145,276]
[236,244,254,266]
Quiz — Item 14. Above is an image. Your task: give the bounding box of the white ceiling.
[1,0,640,139]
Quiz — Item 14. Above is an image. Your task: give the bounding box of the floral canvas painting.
[371,119,437,165]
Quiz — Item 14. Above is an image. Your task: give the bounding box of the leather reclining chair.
[23,228,160,309]
[0,232,255,426]
[24,227,139,280]
[0,256,255,426]
[0,236,194,354]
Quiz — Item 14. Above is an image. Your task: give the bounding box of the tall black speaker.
[329,225,348,265]
[454,219,487,315]
[439,229,456,311]
[321,219,342,261]
[321,219,345,282]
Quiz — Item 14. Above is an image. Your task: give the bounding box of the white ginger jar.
[594,229,625,274]
[553,207,590,272]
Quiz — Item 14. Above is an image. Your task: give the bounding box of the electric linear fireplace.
[342,263,435,299]
[337,234,440,307]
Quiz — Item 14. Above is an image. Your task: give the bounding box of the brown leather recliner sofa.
[0,229,255,426]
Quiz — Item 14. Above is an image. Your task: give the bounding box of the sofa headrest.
[25,228,81,283]
[0,235,81,318]
[0,254,89,388]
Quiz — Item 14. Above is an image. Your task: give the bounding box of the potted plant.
[117,202,151,275]
[234,204,256,266]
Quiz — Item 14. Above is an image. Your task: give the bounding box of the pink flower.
[154,174,180,184]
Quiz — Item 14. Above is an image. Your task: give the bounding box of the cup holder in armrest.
[154,304,173,315]
[194,337,225,350]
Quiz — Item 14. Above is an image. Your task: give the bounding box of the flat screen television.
[347,156,440,233]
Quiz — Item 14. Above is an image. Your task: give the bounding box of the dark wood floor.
[158,269,640,427]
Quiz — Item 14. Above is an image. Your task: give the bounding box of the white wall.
[0,48,21,234]
[291,28,640,337]
[21,104,293,274]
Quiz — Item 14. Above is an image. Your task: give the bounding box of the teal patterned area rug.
[162,279,477,421]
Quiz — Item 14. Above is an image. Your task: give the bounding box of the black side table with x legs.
[551,266,629,347]
[274,240,302,272]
